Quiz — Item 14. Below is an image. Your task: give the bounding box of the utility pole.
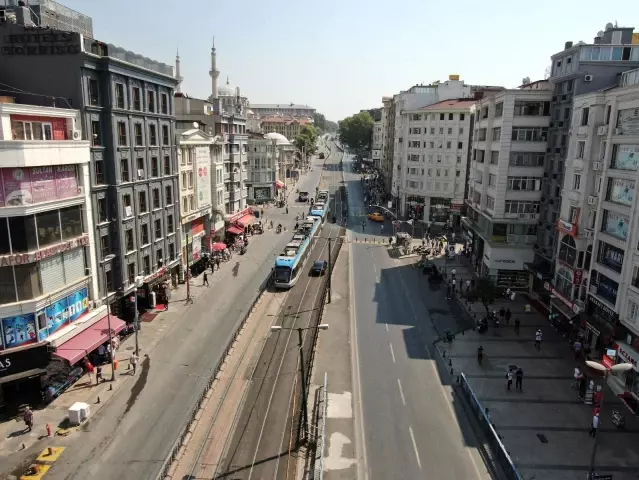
[327,237,332,304]
[133,288,139,356]
[297,327,309,443]
[101,255,116,381]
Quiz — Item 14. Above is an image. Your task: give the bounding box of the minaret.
[175,49,183,93]
[210,37,220,100]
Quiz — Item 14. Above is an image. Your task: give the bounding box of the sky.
[58,0,637,122]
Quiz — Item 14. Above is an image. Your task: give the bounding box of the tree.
[475,276,500,318]
[325,120,338,133]
[313,112,326,132]
[338,111,373,154]
[294,124,318,156]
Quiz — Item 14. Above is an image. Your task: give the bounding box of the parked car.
[311,260,328,276]
[368,212,385,222]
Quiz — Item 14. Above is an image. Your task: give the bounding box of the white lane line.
[385,323,389,332]
[397,378,406,406]
[408,426,422,470]
[373,263,377,274]
[389,342,396,363]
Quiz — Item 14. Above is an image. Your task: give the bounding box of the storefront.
[542,281,581,333]
[405,195,425,222]
[224,207,256,241]
[450,203,464,226]
[584,294,618,355]
[611,341,639,413]
[0,344,50,416]
[428,197,451,224]
[139,267,170,310]
[482,244,533,289]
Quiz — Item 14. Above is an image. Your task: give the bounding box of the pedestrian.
[203,271,209,287]
[23,407,34,432]
[465,279,471,292]
[589,413,599,437]
[452,278,456,293]
[446,284,452,300]
[477,346,484,365]
[506,370,513,391]
[515,367,523,391]
[451,268,456,281]
[535,329,542,350]
[499,307,505,322]
[130,352,139,375]
[286,206,289,214]
[505,308,512,325]
[96,365,103,384]
[85,360,94,384]
[514,318,521,335]
[215,257,221,271]
[573,339,582,359]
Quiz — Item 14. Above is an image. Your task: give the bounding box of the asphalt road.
[43,156,325,480]
[344,156,488,479]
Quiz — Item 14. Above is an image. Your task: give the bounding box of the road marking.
[408,426,422,470]
[397,378,406,406]
[385,323,389,331]
[389,342,395,363]
[373,263,377,274]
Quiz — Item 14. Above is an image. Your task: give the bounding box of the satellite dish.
[192,122,198,128]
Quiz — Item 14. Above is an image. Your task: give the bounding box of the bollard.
[48,447,53,456]
[109,384,113,391]
[365,237,367,242]
[21,443,25,450]
[442,350,446,358]
[450,367,454,375]
[96,396,101,404]
[449,358,452,366]
[46,423,52,437]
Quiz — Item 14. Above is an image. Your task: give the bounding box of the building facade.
[260,115,310,141]
[529,23,639,289]
[462,81,553,289]
[246,133,286,204]
[379,96,392,193]
[249,103,315,119]
[399,99,475,225]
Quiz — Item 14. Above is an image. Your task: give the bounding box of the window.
[447,128,453,135]
[164,155,171,175]
[115,83,125,109]
[430,128,435,135]
[157,249,163,269]
[143,255,151,275]
[558,234,577,266]
[475,149,485,163]
[507,176,541,191]
[91,121,101,146]
[161,93,168,114]
[141,224,149,245]
[577,141,585,159]
[439,113,445,121]
[581,107,589,126]
[514,101,550,116]
[429,141,435,149]
[162,125,169,145]
[490,151,499,164]
[555,268,573,298]
[486,196,495,210]
[123,194,133,217]
[117,121,127,146]
[182,196,188,213]
[167,215,174,234]
[95,160,105,184]
[505,201,540,214]
[127,263,136,285]
[605,105,612,125]
[155,218,162,238]
[446,141,452,149]
[492,127,501,140]
[149,124,157,145]
[36,210,61,247]
[488,174,497,187]
[459,127,464,135]
[495,103,503,117]
[147,90,155,112]
[60,206,83,239]
[181,172,187,190]
[100,234,109,258]
[410,141,420,148]
[89,79,99,105]
[165,186,172,205]
[456,170,461,177]
[511,127,548,142]
[125,230,134,252]
[15,263,42,301]
[572,174,581,190]
[477,129,487,141]
[120,159,130,182]
[411,127,421,134]
[97,198,107,223]
[169,243,176,261]
[134,123,143,146]
[139,191,147,213]
[457,156,462,164]
[153,188,160,209]
[133,87,141,111]
[448,113,454,121]
[569,206,579,223]
[460,113,465,121]
[509,152,545,167]
[136,158,144,178]
[151,157,159,177]
[439,127,444,134]
[411,114,421,121]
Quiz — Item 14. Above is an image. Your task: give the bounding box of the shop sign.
[181,209,208,225]
[602,354,615,369]
[0,235,89,267]
[557,218,578,237]
[226,207,252,223]
[574,270,584,286]
[588,294,616,323]
[36,287,90,341]
[616,342,639,371]
[450,203,464,212]
[600,243,624,272]
[144,266,167,284]
[1,31,81,56]
[494,259,516,264]
[1,313,36,349]
[0,345,50,378]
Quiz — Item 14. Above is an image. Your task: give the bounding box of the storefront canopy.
[226,225,243,235]
[236,214,256,228]
[275,180,285,189]
[53,314,126,365]
[212,242,227,252]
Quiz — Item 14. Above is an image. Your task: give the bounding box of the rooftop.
[250,104,315,110]
[419,99,477,111]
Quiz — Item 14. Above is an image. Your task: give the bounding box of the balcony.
[506,234,537,244]
[0,140,91,167]
[572,158,584,171]
[503,213,540,221]
[576,126,588,137]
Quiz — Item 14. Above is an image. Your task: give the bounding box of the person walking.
[203,271,209,287]
[465,279,471,292]
[96,365,103,384]
[446,284,452,300]
[535,329,542,350]
[215,256,221,271]
[515,367,524,391]
[286,205,289,214]
[130,352,139,375]
[85,360,94,384]
[451,268,456,281]
[506,370,513,391]
[573,339,582,359]
[23,407,34,432]
[514,318,521,335]
[589,412,599,437]
[477,346,484,365]
[505,308,512,325]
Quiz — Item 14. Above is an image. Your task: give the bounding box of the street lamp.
[101,254,117,381]
[270,323,329,442]
[585,359,633,480]
[133,276,144,356]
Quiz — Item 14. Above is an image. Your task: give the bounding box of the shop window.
[555,268,573,298]
[60,206,84,239]
[558,234,577,266]
[36,210,61,248]
[0,266,16,303]
[0,218,10,254]
[15,263,42,301]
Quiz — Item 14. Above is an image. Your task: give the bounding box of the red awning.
[212,242,227,251]
[236,214,256,228]
[226,225,243,235]
[275,180,285,189]
[53,314,127,365]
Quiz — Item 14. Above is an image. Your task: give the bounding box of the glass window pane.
[0,266,16,303]
[60,206,84,239]
[14,263,42,301]
[36,210,62,247]
[0,218,10,254]
[9,216,37,252]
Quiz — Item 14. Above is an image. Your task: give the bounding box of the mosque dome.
[218,76,236,97]
[265,132,291,145]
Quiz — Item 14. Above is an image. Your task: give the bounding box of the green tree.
[313,112,326,132]
[338,111,373,154]
[325,120,338,133]
[294,124,318,156]
[475,276,500,318]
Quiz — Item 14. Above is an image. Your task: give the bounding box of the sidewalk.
[435,293,639,480]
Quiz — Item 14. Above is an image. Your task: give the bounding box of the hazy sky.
[60,0,636,121]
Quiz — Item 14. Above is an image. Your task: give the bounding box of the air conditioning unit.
[592,161,602,171]
[582,229,594,238]
[615,128,622,135]
[587,195,597,205]
[72,129,81,140]
[137,169,144,179]
[584,74,594,82]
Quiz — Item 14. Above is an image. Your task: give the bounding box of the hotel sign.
[0,235,89,267]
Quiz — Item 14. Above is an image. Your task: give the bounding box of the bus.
[273,217,322,288]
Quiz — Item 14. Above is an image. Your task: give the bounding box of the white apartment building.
[372,117,382,168]
[462,81,553,289]
[400,99,475,225]
[380,96,392,192]
[552,69,639,365]
[246,132,287,204]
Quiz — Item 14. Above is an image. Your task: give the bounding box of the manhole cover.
[536,433,548,444]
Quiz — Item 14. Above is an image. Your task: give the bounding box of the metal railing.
[155,270,274,480]
[458,373,523,480]
[313,372,328,480]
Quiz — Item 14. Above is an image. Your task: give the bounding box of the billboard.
[613,145,639,171]
[0,165,79,207]
[2,313,37,349]
[36,287,89,341]
[195,146,211,208]
[608,177,635,206]
[603,210,629,240]
[617,108,639,136]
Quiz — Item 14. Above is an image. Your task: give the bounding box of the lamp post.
[585,359,633,479]
[133,276,144,356]
[101,254,117,381]
[270,323,329,442]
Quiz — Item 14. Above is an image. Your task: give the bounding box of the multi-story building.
[246,132,290,204]
[399,99,475,226]
[0,9,181,320]
[462,81,553,289]
[2,0,93,37]
[367,108,382,166]
[0,100,107,407]
[528,23,639,290]
[249,103,315,119]
[551,69,639,363]
[379,97,392,193]
[260,115,310,141]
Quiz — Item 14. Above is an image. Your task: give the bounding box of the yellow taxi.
[368,212,385,222]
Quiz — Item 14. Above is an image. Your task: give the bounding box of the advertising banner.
[3,167,33,206]
[600,243,624,272]
[614,145,639,171]
[617,108,639,136]
[608,177,635,206]
[30,166,57,203]
[54,165,78,199]
[37,287,89,341]
[196,146,211,208]
[603,210,629,240]
[2,313,37,349]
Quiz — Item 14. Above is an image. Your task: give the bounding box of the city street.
[343,156,491,479]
